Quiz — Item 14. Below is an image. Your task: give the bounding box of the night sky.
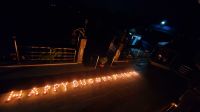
[0,0,200,47]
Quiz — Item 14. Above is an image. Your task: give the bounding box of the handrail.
[22,46,77,62]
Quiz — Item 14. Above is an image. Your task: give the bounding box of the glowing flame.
[6,90,23,102]
[112,75,118,80]
[79,79,87,86]
[101,76,107,82]
[72,80,79,88]
[43,85,51,94]
[124,73,131,77]
[53,84,60,92]
[133,71,139,76]
[4,71,139,103]
[87,79,94,85]
[107,76,112,81]
[61,82,68,92]
[117,74,122,79]
[95,77,101,83]
[28,88,39,97]
[18,90,23,99]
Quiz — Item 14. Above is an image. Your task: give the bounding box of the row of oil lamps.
[4,71,139,103]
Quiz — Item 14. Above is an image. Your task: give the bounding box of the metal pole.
[74,50,77,62]
[77,34,80,47]
[110,56,115,67]
[13,35,20,64]
[95,56,99,69]
[137,47,141,57]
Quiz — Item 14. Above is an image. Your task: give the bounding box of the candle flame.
[28,87,39,97]
[43,85,51,94]
[72,80,79,88]
[4,71,139,103]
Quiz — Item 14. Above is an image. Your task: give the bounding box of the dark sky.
[1,0,200,30]
[0,0,200,56]
[0,0,200,41]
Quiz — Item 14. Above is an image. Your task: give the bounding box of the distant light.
[161,20,166,25]
[158,42,169,46]
[153,24,172,32]
[129,32,133,35]
[171,102,178,108]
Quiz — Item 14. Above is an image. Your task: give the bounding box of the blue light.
[162,26,171,31]
[131,35,142,45]
[158,42,169,46]
[154,24,172,31]
[135,35,142,40]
